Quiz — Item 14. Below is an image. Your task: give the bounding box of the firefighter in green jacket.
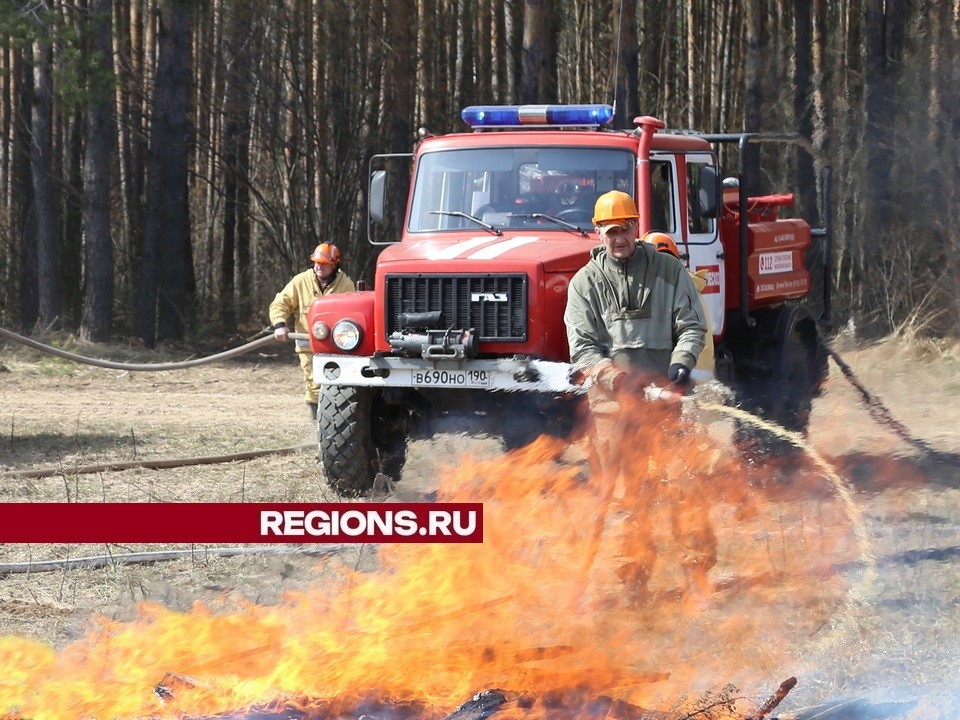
[563,190,712,605]
[270,243,355,420]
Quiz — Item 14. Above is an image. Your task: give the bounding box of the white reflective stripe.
[466,236,538,259]
[431,236,498,259]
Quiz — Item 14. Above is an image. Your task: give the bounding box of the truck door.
[684,153,725,336]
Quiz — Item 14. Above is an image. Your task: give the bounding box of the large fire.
[0,389,864,720]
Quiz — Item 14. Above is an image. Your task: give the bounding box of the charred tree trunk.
[16,47,38,330]
[504,0,523,103]
[861,0,906,335]
[476,0,493,101]
[611,0,637,130]
[794,0,817,220]
[80,0,115,342]
[30,15,60,329]
[62,108,84,327]
[638,1,662,115]
[386,0,413,255]
[520,0,555,103]
[221,2,252,326]
[743,0,762,192]
[136,0,191,346]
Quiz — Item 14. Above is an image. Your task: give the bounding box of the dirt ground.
[1,334,960,718]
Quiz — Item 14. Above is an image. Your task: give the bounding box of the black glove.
[667,363,691,385]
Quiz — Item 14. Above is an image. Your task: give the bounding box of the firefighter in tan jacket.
[269,243,355,419]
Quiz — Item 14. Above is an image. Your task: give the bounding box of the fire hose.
[0,325,315,480]
[816,332,953,463]
[0,325,309,372]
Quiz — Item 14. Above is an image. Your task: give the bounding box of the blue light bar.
[461,104,615,128]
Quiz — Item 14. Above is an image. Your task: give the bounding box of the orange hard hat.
[310,243,340,265]
[644,231,680,259]
[592,190,639,225]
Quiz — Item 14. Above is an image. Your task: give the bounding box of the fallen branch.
[746,677,797,720]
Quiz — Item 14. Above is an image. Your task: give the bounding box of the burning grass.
[0,389,867,720]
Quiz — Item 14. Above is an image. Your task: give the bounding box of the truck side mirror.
[369,170,387,223]
[698,165,719,219]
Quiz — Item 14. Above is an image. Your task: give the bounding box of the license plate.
[411,368,491,388]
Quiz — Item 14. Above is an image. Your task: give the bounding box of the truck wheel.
[734,309,826,457]
[317,386,408,496]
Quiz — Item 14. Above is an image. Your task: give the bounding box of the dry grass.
[2,335,960,717]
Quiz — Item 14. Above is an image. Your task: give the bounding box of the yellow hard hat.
[592,190,639,225]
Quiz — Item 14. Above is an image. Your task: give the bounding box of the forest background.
[0,0,957,348]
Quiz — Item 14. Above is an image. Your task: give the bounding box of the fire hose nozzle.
[643,384,684,404]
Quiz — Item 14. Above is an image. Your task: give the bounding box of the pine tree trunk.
[137,0,191,345]
[794,0,817,219]
[861,0,906,335]
[63,110,84,326]
[612,0,637,129]
[520,0,554,103]
[31,17,60,329]
[16,47,38,330]
[743,0,762,190]
[80,0,116,342]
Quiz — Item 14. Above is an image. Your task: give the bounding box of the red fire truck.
[306,105,830,495]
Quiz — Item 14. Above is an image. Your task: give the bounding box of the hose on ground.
[1,444,314,480]
[817,333,953,463]
[1,325,318,479]
[0,325,308,371]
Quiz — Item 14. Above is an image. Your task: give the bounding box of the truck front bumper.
[312,354,586,394]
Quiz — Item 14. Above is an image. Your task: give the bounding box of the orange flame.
[0,390,861,720]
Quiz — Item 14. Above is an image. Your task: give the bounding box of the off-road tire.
[317,385,409,497]
[733,309,827,458]
[318,385,376,496]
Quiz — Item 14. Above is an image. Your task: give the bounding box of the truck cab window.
[650,160,675,232]
[687,160,716,235]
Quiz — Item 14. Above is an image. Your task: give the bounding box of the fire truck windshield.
[408,146,634,232]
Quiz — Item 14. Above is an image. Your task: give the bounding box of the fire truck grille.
[386,274,528,342]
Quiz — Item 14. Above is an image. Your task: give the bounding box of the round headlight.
[331,320,362,351]
[311,321,330,340]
